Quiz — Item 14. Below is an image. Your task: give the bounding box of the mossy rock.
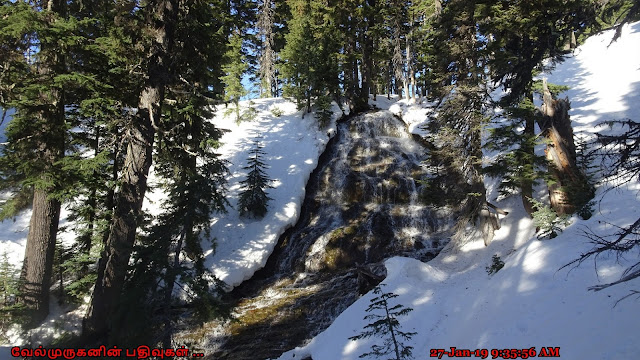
[320,225,367,271]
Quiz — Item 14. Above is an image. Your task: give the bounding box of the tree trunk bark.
[84,0,177,340]
[386,60,392,100]
[392,7,404,99]
[407,25,415,100]
[20,188,61,327]
[357,0,376,111]
[537,78,588,215]
[521,92,535,217]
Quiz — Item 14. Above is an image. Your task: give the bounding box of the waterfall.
[281,111,442,275]
[182,110,451,360]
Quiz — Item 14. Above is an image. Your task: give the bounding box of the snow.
[277,21,640,360]
[200,98,345,290]
[387,97,435,137]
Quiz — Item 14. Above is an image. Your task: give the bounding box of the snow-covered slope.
[278,21,640,360]
[198,98,344,289]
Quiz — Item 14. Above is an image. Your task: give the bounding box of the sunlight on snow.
[412,293,432,307]
[342,340,359,357]
[520,243,548,274]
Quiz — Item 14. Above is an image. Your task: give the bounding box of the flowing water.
[181,110,451,359]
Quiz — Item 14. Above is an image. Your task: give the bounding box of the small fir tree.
[0,250,21,339]
[530,198,569,239]
[486,254,505,275]
[349,284,416,360]
[242,100,259,123]
[238,139,274,218]
[484,96,548,217]
[0,251,19,307]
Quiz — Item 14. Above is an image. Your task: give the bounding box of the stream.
[178,110,452,359]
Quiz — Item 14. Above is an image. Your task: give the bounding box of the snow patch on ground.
[277,21,640,360]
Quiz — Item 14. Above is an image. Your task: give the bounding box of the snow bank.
[278,21,640,360]
[201,98,344,290]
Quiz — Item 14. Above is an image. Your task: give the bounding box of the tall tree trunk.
[357,0,376,111]
[84,0,177,340]
[392,7,404,99]
[469,114,495,246]
[101,129,119,246]
[258,0,275,98]
[371,55,378,101]
[386,59,392,99]
[18,0,66,327]
[422,65,427,98]
[407,25,415,100]
[537,79,590,215]
[403,24,410,101]
[521,92,535,217]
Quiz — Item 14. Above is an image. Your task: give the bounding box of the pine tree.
[478,0,598,216]
[238,139,274,219]
[314,93,333,128]
[310,0,342,106]
[424,0,498,245]
[222,29,249,123]
[349,284,416,360]
[484,96,547,216]
[0,0,96,327]
[121,92,230,346]
[87,0,234,345]
[85,0,180,339]
[280,0,314,112]
[280,0,342,113]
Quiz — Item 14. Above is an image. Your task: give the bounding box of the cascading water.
[184,110,451,360]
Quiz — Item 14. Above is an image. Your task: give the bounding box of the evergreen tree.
[81,0,234,345]
[478,0,597,106]
[484,96,547,216]
[0,251,18,307]
[85,0,180,340]
[0,0,97,327]
[424,0,499,245]
[280,0,315,112]
[280,0,342,113]
[349,284,416,360]
[222,29,249,123]
[0,250,20,340]
[121,93,230,346]
[238,139,274,219]
[310,0,342,106]
[314,93,333,128]
[478,0,598,216]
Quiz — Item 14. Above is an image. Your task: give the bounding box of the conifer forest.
[1,0,639,359]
